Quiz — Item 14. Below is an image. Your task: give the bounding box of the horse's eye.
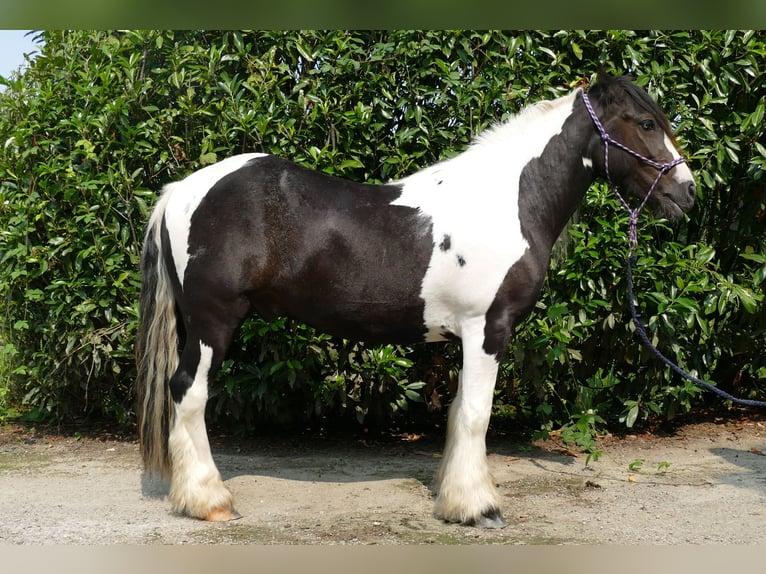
[640,119,656,131]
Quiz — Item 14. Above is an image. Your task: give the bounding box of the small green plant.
[560,409,606,465]
[657,461,672,473]
[628,459,673,474]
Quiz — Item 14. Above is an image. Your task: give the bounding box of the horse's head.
[584,73,696,220]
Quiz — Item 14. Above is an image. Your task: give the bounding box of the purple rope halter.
[581,89,766,409]
[581,90,686,253]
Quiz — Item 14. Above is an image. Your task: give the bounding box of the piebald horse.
[136,73,695,528]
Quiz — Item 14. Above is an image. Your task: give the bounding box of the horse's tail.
[135,187,179,478]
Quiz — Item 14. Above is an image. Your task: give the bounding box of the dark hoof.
[466,508,508,529]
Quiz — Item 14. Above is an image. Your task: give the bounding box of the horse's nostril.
[687,182,697,201]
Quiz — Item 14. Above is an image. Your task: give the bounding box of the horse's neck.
[512,101,595,255]
[395,91,593,254]
[466,93,593,253]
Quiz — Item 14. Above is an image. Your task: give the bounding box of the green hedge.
[0,30,764,432]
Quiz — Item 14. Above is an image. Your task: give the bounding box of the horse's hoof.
[467,508,508,529]
[203,507,242,522]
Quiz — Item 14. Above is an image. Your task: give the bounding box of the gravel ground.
[1,415,765,545]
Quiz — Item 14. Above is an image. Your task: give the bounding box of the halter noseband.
[581,90,687,251]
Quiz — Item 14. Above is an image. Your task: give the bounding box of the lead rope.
[582,91,766,408]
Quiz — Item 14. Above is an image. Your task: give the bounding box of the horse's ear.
[596,68,613,85]
[589,69,628,103]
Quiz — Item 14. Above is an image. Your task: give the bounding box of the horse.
[135,72,696,528]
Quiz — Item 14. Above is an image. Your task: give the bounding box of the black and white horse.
[136,73,695,528]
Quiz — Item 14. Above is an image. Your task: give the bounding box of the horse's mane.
[469,90,580,151]
[417,73,675,175]
[476,74,676,149]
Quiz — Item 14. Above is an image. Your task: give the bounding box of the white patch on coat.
[664,133,695,184]
[391,91,580,341]
[163,153,267,288]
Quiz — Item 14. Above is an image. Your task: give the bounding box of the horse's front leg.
[167,339,239,522]
[433,318,507,528]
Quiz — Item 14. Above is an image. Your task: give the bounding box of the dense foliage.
[0,31,764,434]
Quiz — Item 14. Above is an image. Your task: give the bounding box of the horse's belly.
[261,295,430,345]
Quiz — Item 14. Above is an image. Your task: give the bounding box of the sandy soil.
[1,416,765,545]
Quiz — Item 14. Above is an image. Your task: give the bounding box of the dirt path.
[1,417,765,545]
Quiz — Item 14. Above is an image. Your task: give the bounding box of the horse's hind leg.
[167,308,246,521]
[433,317,508,528]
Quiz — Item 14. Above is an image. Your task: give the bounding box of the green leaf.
[694,245,716,264]
[338,158,364,171]
[199,152,217,165]
[571,42,583,60]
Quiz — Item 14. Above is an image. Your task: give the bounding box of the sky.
[0,30,41,80]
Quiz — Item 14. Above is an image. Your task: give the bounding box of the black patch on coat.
[439,234,451,252]
[482,97,594,360]
[183,155,436,345]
